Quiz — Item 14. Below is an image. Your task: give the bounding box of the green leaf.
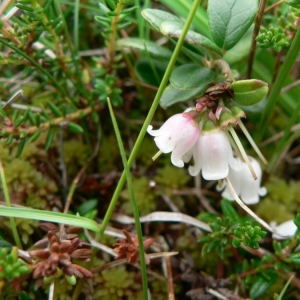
[45,127,55,150]
[224,26,253,65]
[207,0,258,50]
[159,21,222,58]
[290,252,300,265]
[117,38,173,60]
[141,8,222,58]
[77,199,98,216]
[141,8,182,31]
[231,79,269,106]
[136,58,167,86]
[221,199,240,222]
[250,271,278,299]
[0,240,13,252]
[293,214,300,229]
[47,101,62,117]
[28,131,41,143]
[68,122,84,134]
[15,138,26,158]
[160,84,207,108]
[198,236,213,243]
[170,64,216,90]
[286,0,300,8]
[232,237,241,248]
[0,206,99,232]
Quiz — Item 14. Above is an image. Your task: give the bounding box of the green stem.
[108,1,123,64]
[74,0,80,51]
[134,0,144,39]
[97,0,202,238]
[258,26,300,141]
[107,98,148,300]
[54,0,90,99]
[0,159,22,249]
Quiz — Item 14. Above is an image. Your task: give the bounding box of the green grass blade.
[258,26,300,140]
[74,0,80,51]
[0,206,99,232]
[0,159,22,249]
[107,98,148,300]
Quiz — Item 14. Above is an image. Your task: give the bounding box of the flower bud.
[231,79,268,106]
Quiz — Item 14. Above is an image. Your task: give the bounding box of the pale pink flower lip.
[147,112,200,167]
[188,129,240,180]
[220,157,267,204]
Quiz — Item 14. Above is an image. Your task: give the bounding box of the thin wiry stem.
[247,0,268,79]
[227,126,257,180]
[238,120,268,165]
[48,281,55,300]
[224,177,274,233]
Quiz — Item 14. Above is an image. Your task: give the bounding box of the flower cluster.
[148,85,267,204]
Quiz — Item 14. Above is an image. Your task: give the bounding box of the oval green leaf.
[136,58,167,86]
[208,0,258,51]
[221,199,240,222]
[160,20,222,58]
[160,84,207,108]
[141,8,183,31]
[116,38,172,60]
[232,79,269,106]
[250,271,278,299]
[170,64,216,90]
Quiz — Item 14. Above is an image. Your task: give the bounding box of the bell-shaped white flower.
[271,219,298,240]
[221,157,267,205]
[147,111,200,167]
[188,121,239,180]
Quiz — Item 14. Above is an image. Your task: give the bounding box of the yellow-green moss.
[63,140,90,175]
[121,176,157,215]
[255,176,300,223]
[92,265,143,300]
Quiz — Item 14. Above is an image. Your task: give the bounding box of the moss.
[1,218,39,245]
[92,265,143,300]
[155,165,190,191]
[52,277,73,300]
[63,140,90,175]
[0,141,57,209]
[150,278,168,300]
[255,177,300,223]
[121,176,157,215]
[98,135,121,172]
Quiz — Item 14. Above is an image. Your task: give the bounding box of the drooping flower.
[147,111,200,167]
[220,156,267,205]
[271,219,298,240]
[188,120,240,180]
